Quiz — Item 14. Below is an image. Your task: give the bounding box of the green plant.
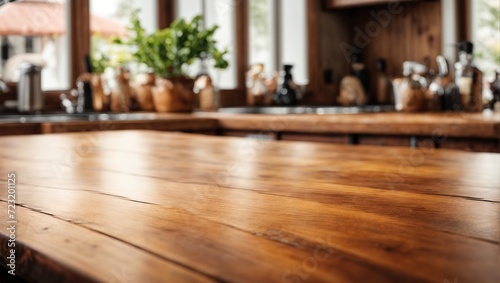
[128,11,229,78]
[91,36,134,74]
[90,36,110,74]
[475,0,500,78]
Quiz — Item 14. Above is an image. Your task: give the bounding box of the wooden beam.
[456,0,472,41]
[69,0,90,87]
[306,0,322,103]
[158,0,176,29]
[235,0,248,91]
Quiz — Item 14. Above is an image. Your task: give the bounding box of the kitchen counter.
[198,111,500,139]
[1,111,499,152]
[0,113,217,136]
[1,111,498,138]
[0,131,498,282]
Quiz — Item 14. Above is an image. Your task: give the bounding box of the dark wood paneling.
[440,138,500,153]
[358,134,411,147]
[40,119,217,134]
[319,1,442,103]
[304,0,324,104]
[0,124,40,136]
[281,132,349,144]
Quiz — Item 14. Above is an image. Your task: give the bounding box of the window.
[471,0,499,98]
[90,0,158,76]
[248,0,309,85]
[177,0,309,90]
[1,0,311,102]
[280,0,308,85]
[176,0,237,89]
[249,0,277,76]
[0,0,70,90]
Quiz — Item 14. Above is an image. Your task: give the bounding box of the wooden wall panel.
[317,10,353,104]
[318,1,442,104]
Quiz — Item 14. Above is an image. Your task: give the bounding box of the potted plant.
[127,12,229,112]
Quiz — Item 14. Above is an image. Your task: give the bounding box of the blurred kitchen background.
[0,0,498,111]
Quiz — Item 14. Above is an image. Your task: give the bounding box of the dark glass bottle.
[274,65,301,106]
[489,71,500,111]
[375,58,393,105]
[442,83,461,111]
[351,54,370,103]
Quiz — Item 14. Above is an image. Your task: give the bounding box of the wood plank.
[0,183,497,283]
[0,203,214,283]
[0,190,425,283]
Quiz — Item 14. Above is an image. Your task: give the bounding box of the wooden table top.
[0,131,498,282]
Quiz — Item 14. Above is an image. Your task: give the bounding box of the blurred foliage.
[475,0,500,70]
[249,0,270,53]
[91,35,134,73]
[126,11,229,78]
[90,35,110,74]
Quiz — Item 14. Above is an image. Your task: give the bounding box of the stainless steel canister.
[18,63,43,112]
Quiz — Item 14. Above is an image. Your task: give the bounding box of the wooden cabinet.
[0,124,40,136]
[220,130,499,153]
[281,133,349,144]
[358,135,411,147]
[439,138,499,153]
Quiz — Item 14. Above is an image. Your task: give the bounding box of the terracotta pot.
[110,68,132,113]
[152,77,194,113]
[133,73,156,111]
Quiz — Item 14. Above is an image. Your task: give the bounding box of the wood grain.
[0,130,498,282]
[200,112,500,139]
